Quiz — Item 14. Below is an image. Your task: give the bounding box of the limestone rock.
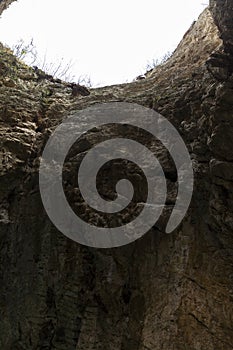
[0,1,233,350]
[0,0,16,15]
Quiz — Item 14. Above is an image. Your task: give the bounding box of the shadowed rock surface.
[1,0,233,349]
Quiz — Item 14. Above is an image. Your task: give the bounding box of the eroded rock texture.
[0,1,233,349]
[0,0,16,15]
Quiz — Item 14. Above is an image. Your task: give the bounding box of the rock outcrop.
[1,1,233,349]
[0,0,16,16]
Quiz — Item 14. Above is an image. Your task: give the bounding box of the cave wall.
[210,0,233,55]
[0,1,233,349]
[0,0,16,16]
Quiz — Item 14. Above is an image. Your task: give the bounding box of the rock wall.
[0,0,16,16]
[0,1,233,349]
[210,0,233,56]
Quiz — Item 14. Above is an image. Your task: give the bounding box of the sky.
[0,0,208,86]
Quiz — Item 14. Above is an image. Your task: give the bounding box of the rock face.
[1,1,233,349]
[0,0,16,15]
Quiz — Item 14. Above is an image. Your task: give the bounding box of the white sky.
[0,0,208,86]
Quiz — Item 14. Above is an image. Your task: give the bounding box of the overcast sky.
[0,0,208,86]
